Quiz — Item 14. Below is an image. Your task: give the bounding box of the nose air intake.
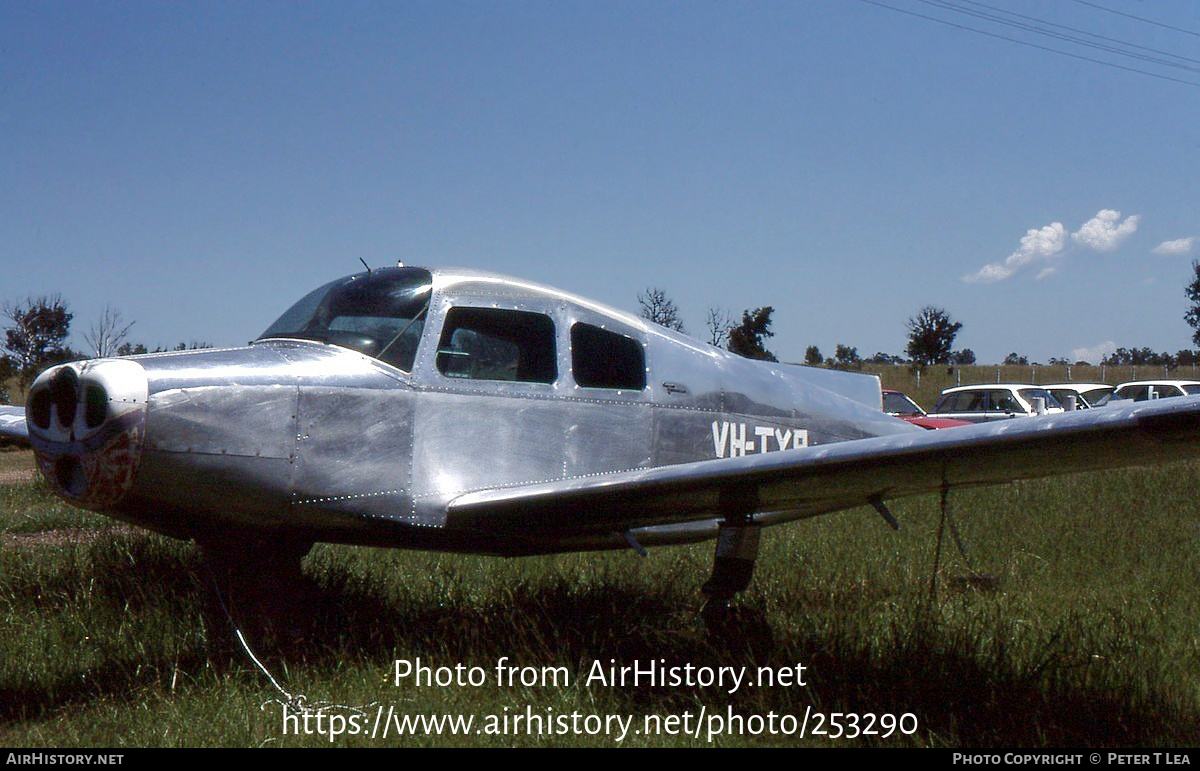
[26,359,149,509]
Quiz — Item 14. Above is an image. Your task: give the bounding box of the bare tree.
[85,305,136,358]
[638,288,685,333]
[705,307,734,347]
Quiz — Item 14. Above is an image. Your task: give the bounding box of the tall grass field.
[875,362,1200,412]
[1,446,1199,747]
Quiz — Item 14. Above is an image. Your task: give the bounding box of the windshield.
[882,391,924,416]
[258,267,433,372]
[1047,389,1083,408]
[1080,387,1113,406]
[1018,388,1063,410]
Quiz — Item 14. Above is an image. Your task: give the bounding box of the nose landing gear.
[199,532,315,650]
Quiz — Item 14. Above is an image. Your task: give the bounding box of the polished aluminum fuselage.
[29,268,918,554]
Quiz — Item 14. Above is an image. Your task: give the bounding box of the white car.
[1093,380,1200,405]
[928,384,1065,423]
[1042,383,1114,410]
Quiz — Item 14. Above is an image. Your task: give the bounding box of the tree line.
[640,286,974,369]
[638,259,1200,371]
[0,296,210,401]
[6,260,1200,402]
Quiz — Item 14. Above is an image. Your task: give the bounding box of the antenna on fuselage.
[359,258,371,274]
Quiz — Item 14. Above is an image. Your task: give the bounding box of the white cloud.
[965,209,1144,284]
[1070,341,1116,364]
[963,222,1066,283]
[1071,209,1140,252]
[1152,237,1194,256]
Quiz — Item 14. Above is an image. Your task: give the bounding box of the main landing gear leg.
[701,521,771,653]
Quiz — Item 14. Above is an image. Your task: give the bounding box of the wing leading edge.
[0,406,29,447]
[447,395,1200,539]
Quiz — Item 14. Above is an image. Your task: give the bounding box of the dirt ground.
[0,468,35,484]
[0,448,35,485]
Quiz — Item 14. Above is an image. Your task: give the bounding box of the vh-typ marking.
[712,421,809,458]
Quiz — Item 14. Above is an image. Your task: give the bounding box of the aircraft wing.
[446,395,1200,537]
[0,405,29,447]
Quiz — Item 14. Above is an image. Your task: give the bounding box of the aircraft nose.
[26,359,149,509]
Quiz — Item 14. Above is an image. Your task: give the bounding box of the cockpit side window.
[257,268,433,372]
[436,307,557,384]
[571,323,645,390]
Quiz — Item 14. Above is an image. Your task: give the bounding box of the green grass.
[0,452,111,534]
[1,451,1199,746]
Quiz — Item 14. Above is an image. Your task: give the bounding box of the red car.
[883,389,971,430]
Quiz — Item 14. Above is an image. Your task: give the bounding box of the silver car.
[1093,380,1200,405]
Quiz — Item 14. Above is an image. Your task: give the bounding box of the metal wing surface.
[447,395,1200,536]
[0,406,29,446]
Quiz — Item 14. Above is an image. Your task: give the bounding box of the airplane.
[3,264,1200,625]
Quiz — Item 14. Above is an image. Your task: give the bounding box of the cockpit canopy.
[258,267,433,371]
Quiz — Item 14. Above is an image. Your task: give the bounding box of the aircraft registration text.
[711,421,809,458]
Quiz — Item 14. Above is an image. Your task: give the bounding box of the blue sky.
[2,0,1197,365]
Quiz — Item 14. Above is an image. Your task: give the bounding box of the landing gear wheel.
[700,598,774,659]
[198,531,314,651]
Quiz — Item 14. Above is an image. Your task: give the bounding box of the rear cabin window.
[935,391,980,413]
[570,323,645,390]
[436,307,557,383]
[988,390,1022,413]
[1116,385,1149,401]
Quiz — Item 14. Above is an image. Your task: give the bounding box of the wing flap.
[446,396,1200,534]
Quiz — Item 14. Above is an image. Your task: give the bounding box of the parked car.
[1042,383,1114,410]
[882,389,971,430]
[1093,380,1200,406]
[927,384,1064,423]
